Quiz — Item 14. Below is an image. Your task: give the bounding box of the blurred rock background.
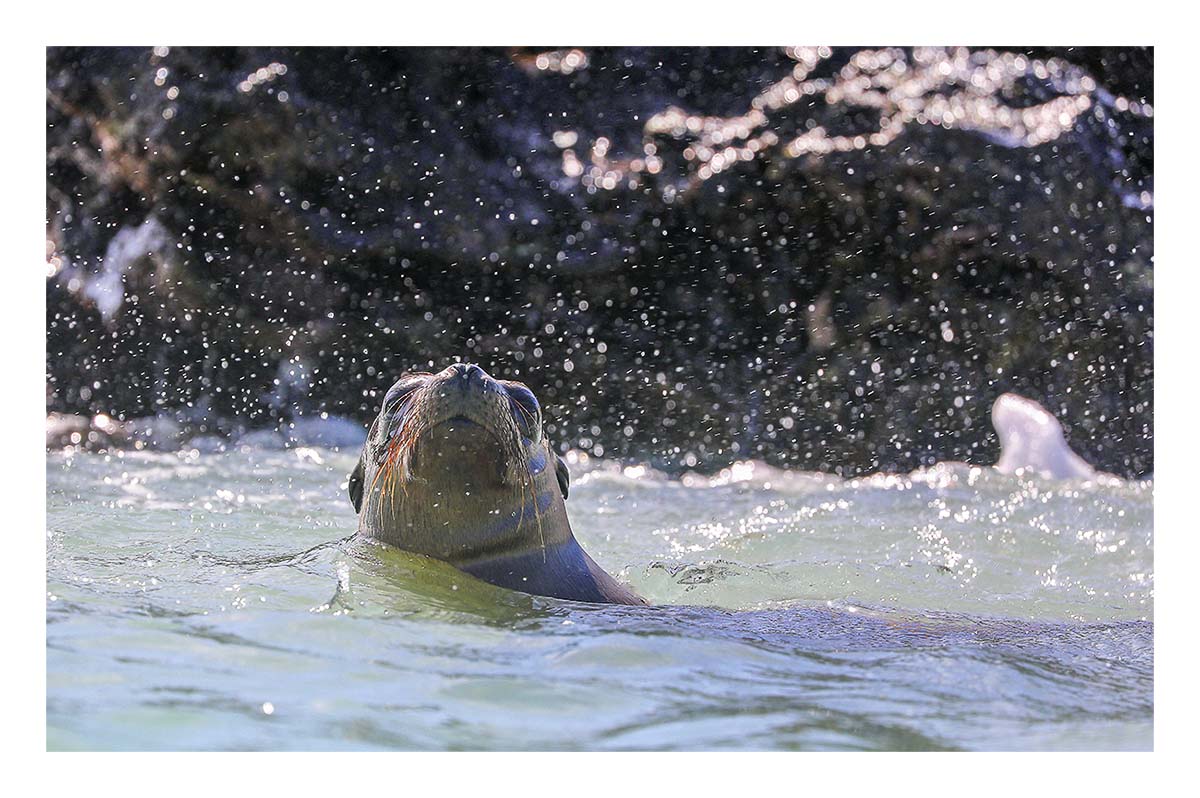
[46,46,1153,476]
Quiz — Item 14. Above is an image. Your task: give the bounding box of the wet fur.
[349,364,645,605]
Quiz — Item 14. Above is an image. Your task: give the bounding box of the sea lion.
[348,363,647,606]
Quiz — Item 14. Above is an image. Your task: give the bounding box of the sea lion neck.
[460,537,649,605]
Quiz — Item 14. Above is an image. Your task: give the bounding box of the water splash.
[992,393,1096,480]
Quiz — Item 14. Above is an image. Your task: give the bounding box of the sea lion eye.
[502,382,542,442]
[371,373,431,447]
[383,373,430,409]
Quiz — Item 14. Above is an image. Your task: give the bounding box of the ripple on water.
[46,450,1152,750]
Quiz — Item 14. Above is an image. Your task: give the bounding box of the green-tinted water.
[46,448,1152,750]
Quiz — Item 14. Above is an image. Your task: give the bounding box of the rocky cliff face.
[46,47,1153,476]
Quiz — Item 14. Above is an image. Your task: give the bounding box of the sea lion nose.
[447,362,486,389]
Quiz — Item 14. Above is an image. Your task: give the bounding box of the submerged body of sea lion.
[348,363,646,605]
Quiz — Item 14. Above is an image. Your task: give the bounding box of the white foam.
[991,393,1096,480]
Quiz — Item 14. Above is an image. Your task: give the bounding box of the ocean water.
[46,447,1153,750]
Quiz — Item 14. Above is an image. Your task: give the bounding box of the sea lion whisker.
[527,468,547,562]
[506,452,545,563]
[514,469,528,534]
[371,415,419,513]
[389,462,400,517]
[368,446,394,501]
[508,395,537,429]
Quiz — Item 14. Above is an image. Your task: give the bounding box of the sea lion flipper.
[555,454,570,500]
[348,456,365,512]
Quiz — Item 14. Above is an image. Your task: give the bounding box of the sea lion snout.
[423,365,526,438]
[440,362,488,390]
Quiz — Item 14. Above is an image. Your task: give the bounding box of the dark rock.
[46,47,1153,477]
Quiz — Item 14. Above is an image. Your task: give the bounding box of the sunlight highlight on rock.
[564,47,1153,197]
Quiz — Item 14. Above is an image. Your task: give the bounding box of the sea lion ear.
[349,457,365,513]
[555,454,570,501]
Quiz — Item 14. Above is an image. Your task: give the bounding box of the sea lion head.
[349,363,571,563]
[348,363,646,605]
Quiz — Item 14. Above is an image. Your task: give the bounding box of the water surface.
[46,448,1152,750]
